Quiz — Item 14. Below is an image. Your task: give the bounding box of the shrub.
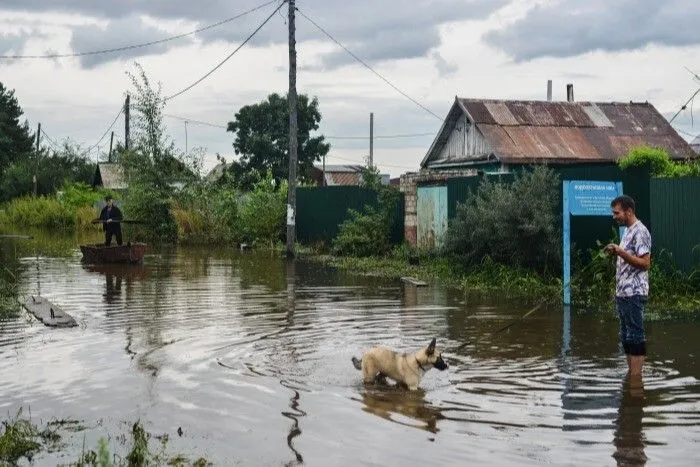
[618,145,700,177]
[238,172,287,247]
[331,186,401,257]
[444,166,562,274]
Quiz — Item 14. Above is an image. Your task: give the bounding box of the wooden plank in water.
[22,296,77,328]
[401,276,428,287]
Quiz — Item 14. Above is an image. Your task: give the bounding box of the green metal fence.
[296,186,405,246]
[446,164,652,259]
[650,177,700,272]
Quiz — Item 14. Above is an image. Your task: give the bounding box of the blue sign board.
[568,181,621,216]
[562,180,624,305]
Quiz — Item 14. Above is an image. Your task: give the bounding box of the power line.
[40,128,62,150]
[669,86,700,124]
[326,132,434,140]
[0,1,278,60]
[296,7,443,122]
[165,1,286,101]
[161,112,434,139]
[80,107,124,157]
[328,154,416,170]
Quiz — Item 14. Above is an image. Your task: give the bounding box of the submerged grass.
[307,246,700,321]
[0,410,211,466]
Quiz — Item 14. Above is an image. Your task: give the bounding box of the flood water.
[1,236,699,466]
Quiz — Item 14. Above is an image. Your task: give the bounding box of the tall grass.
[0,196,75,229]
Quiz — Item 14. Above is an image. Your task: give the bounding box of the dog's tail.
[351,356,362,370]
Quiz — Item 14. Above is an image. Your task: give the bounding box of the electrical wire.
[80,107,124,157]
[0,1,278,60]
[296,7,443,122]
[165,1,286,101]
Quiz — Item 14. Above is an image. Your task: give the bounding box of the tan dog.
[352,338,448,390]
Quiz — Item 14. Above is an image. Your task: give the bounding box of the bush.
[123,184,178,243]
[444,166,562,274]
[173,184,241,244]
[331,187,401,257]
[239,172,287,246]
[618,145,700,177]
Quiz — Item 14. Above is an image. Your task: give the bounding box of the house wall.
[400,169,477,247]
[436,115,490,161]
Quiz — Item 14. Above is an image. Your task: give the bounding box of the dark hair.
[611,195,635,212]
[104,195,112,202]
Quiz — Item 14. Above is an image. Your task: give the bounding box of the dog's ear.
[426,338,436,355]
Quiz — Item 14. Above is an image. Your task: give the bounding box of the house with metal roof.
[692,134,700,154]
[401,91,697,249]
[421,97,695,171]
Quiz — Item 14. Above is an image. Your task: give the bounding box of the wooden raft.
[22,296,77,328]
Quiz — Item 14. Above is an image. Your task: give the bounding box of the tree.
[226,93,330,189]
[0,82,35,177]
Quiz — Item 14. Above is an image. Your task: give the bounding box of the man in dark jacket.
[99,196,123,246]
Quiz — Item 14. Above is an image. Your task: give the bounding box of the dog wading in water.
[352,338,448,390]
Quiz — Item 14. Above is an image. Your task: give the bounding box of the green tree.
[0,82,35,177]
[226,93,330,189]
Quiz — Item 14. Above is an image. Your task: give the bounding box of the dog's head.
[418,338,448,371]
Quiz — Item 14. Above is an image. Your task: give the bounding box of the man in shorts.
[606,195,651,377]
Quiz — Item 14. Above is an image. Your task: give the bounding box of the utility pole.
[124,93,130,151]
[34,123,41,196]
[369,112,374,167]
[108,131,114,163]
[184,121,189,156]
[286,0,298,258]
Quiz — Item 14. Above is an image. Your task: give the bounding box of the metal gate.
[417,185,448,249]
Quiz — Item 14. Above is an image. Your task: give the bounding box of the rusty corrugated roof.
[441,98,696,163]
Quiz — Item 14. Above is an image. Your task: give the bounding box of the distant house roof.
[205,161,232,183]
[311,164,390,186]
[93,163,127,189]
[423,98,697,167]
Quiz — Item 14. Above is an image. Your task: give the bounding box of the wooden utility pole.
[286,0,298,258]
[34,123,41,196]
[369,112,374,167]
[108,131,114,162]
[124,93,130,150]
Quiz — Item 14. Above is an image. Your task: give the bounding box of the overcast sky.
[1,0,699,177]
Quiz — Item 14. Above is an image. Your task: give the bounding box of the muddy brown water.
[1,241,699,466]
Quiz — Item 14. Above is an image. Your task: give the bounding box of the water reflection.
[613,375,647,465]
[357,386,444,433]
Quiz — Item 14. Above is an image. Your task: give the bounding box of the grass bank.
[305,248,700,321]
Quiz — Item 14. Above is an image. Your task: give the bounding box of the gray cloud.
[70,16,195,68]
[1,0,507,69]
[0,30,36,56]
[484,0,700,62]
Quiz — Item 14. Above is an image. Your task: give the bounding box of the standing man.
[606,195,651,377]
[99,196,123,246]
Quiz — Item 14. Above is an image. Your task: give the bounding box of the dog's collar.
[415,357,429,373]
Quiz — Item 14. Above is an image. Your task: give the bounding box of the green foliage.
[58,181,115,209]
[331,186,401,257]
[359,164,383,190]
[0,141,95,201]
[0,82,35,179]
[124,184,178,243]
[173,183,241,244]
[618,145,700,177]
[226,92,330,189]
[444,166,562,274]
[0,409,62,465]
[239,171,287,246]
[0,196,75,229]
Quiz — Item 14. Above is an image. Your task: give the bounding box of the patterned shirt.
[616,220,651,297]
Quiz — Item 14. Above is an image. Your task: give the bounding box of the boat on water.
[80,242,147,264]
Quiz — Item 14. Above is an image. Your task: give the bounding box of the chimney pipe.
[566,83,574,102]
[547,80,552,101]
